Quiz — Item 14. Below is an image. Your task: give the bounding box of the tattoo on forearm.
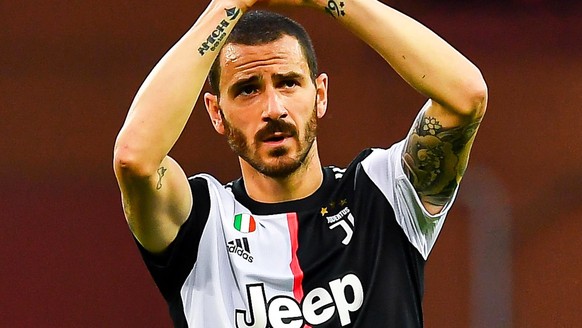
[198,7,241,56]
[156,166,167,190]
[325,0,345,18]
[403,115,480,206]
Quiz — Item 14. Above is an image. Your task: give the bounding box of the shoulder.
[335,142,406,179]
[321,144,405,199]
[188,173,238,197]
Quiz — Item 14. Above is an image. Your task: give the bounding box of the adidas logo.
[227,237,253,263]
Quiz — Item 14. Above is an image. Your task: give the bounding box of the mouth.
[255,119,298,146]
[262,132,291,144]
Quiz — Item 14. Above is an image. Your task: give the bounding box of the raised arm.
[318,0,488,213]
[113,0,251,253]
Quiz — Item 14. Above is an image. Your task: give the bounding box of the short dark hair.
[208,10,318,94]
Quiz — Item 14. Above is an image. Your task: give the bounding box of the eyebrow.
[272,71,304,82]
[226,71,307,97]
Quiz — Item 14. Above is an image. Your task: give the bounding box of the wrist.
[209,0,251,13]
[312,0,348,19]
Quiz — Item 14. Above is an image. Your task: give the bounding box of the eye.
[280,79,298,89]
[238,85,258,96]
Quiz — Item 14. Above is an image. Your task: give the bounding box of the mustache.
[254,119,298,142]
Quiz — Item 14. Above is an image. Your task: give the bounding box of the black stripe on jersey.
[298,150,426,327]
[136,177,211,328]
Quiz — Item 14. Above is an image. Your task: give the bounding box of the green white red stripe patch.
[233,213,256,233]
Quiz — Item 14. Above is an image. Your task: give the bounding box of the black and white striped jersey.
[137,140,457,327]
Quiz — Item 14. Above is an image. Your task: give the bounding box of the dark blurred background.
[2,0,581,326]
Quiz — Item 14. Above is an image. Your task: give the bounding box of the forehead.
[218,35,310,87]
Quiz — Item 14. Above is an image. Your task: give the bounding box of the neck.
[240,142,323,203]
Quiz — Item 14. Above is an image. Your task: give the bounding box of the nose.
[262,88,288,121]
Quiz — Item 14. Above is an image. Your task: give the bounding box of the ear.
[314,73,328,119]
[204,92,225,135]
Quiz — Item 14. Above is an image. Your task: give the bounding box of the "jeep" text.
[235,273,363,328]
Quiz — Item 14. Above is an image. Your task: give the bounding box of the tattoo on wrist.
[198,7,241,56]
[403,115,480,206]
[325,0,345,18]
[156,166,167,190]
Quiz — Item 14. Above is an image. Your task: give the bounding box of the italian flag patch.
[234,213,256,233]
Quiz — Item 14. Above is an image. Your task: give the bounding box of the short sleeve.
[360,141,459,259]
[135,177,211,301]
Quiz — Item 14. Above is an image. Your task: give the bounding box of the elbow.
[469,73,488,119]
[113,142,159,180]
[454,69,488,120]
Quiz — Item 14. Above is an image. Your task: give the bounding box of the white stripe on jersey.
[180,175,302,327]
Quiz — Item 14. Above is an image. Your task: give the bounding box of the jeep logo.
[235,273,364,328]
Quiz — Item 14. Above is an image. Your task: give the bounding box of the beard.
[221,103,318,179]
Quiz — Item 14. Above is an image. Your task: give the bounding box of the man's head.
[208,10,318,95]
[204,10,328,179]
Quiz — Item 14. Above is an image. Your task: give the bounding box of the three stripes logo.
[227,237,253,263]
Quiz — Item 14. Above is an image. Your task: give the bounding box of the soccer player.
[113,0,487,326]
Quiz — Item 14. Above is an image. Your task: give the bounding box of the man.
[114,0,487,327]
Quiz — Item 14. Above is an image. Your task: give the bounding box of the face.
[205,35,328,178]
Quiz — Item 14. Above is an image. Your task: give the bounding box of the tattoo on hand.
[198,7,241,56]
[403,115,480,206]
[325,0,345,18]
[156,166,167,190]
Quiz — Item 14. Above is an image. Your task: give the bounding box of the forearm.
[322,0,486,117]
[114,0,246,175]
